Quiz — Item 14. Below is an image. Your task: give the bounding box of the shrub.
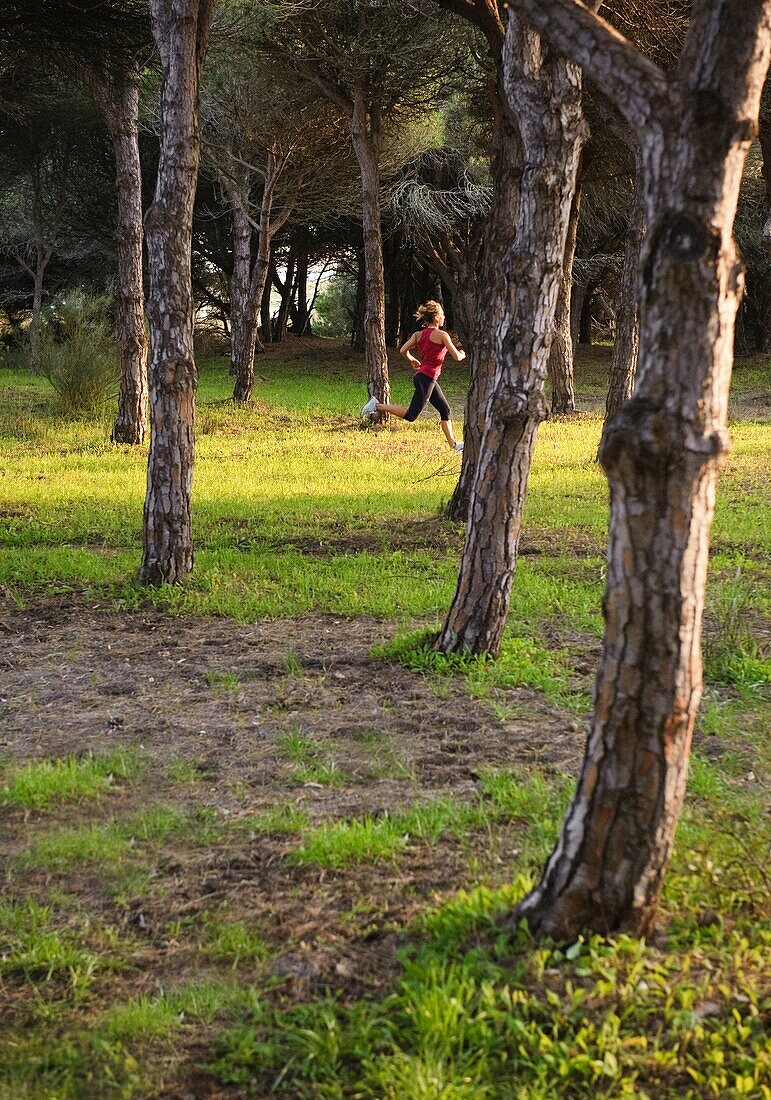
[194,322,230,359]
[38,290,119,415]
[312,274,356,338]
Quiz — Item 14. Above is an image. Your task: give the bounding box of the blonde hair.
[415,299,443,325]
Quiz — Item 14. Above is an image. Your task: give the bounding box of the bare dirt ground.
[0,599,588,1096]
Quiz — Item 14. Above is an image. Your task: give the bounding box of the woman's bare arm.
[441,330,466,361]
[399,331,421,367]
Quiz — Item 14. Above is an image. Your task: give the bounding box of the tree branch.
[431,0,504,56]
[507,0,672,134]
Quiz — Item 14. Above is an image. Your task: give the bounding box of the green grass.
[289,772,573,871]
[18,804,206,872]
[1,748,143,809]
[1,348,766,627]
[1,341,769,1100]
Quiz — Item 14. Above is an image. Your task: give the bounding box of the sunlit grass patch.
[0,899,102,988]
[208,888,771,1099]
[277,728,351,787]
[1,748,143,810]
[240,805,311,835]
[18,805,198,872]
[102,979,244,1040]
[374,626,590,713]
[289,774,568,871]
[202,919,269,969]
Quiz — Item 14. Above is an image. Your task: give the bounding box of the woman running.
[360,300,466,451]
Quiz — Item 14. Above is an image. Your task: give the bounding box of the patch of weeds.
[203,918,268,969]
[277,728,350,787]
[0,899,100,993]
[241,805,311,835]
[277,728,314,763]
[203,669,240,690]
[102,978,245,1040]
[291,814,409,869]
[704,567,771,688]
[373,629,588,713]
[208,890,771,1099]
[167,756,203,785]
[291,798,487,870]
[19,805,191,873]
[1,748,143,810]
[283,647,302,675]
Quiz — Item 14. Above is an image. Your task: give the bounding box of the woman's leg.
[429,383,461,448]
[376,403,410,418]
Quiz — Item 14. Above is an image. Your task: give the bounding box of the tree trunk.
[141,0,213,586]
[228,195,258,403]
[260,265,273,345]
[93,65,149,446]
[759,88,771,251]
[603,145,645,429]
[351,245,366,351]
[445,68,521,523]
[548,183,581,415]
[350,86,390,411]
[29,262,44,374]
[579,282,594,343]
[295,227,311,336]
[437,16,590,655]
[512,0,771,939]
[222,168,275,405]
[272,243,297,343]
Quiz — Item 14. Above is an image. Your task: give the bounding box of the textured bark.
[603,143,645,428]
[221,152,290,404]
[260,266,273,345]
[437,13,593,655]
[446,63,520,523]
[271,242,297,343]
[91,65,149,445]
[350,84,390,411]
[228,194,264,403]
[511,0,771,939]
[548,184,581,415]
[759,91,771,251]
[141,0,213,586]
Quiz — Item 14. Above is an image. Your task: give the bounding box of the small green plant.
[1,749,142,809]
[19,805,189,872]
[204,919,268,969]
[242,805,310,835]
[37,290,119,415]
[204,669,240,690]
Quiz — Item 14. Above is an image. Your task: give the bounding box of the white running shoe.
[361,395,379,417]
[453,441,464,453]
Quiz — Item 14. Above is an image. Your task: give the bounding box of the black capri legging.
[403,371,451,423]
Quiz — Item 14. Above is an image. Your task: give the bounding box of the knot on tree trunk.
[599,398,730,475]
[643,213,720,285]
[493,380,548,426]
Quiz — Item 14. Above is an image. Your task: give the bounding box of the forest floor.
[0,341,769,1099]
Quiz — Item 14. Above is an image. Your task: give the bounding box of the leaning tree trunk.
[548,183,581,415]
[437,15,592,656]
[141,0,213,586]
[512,0,771,939]
[94,66,149,446]
[603,143,645,429]
[350,87,391,412]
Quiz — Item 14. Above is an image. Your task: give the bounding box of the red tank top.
[417,328,447,380]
